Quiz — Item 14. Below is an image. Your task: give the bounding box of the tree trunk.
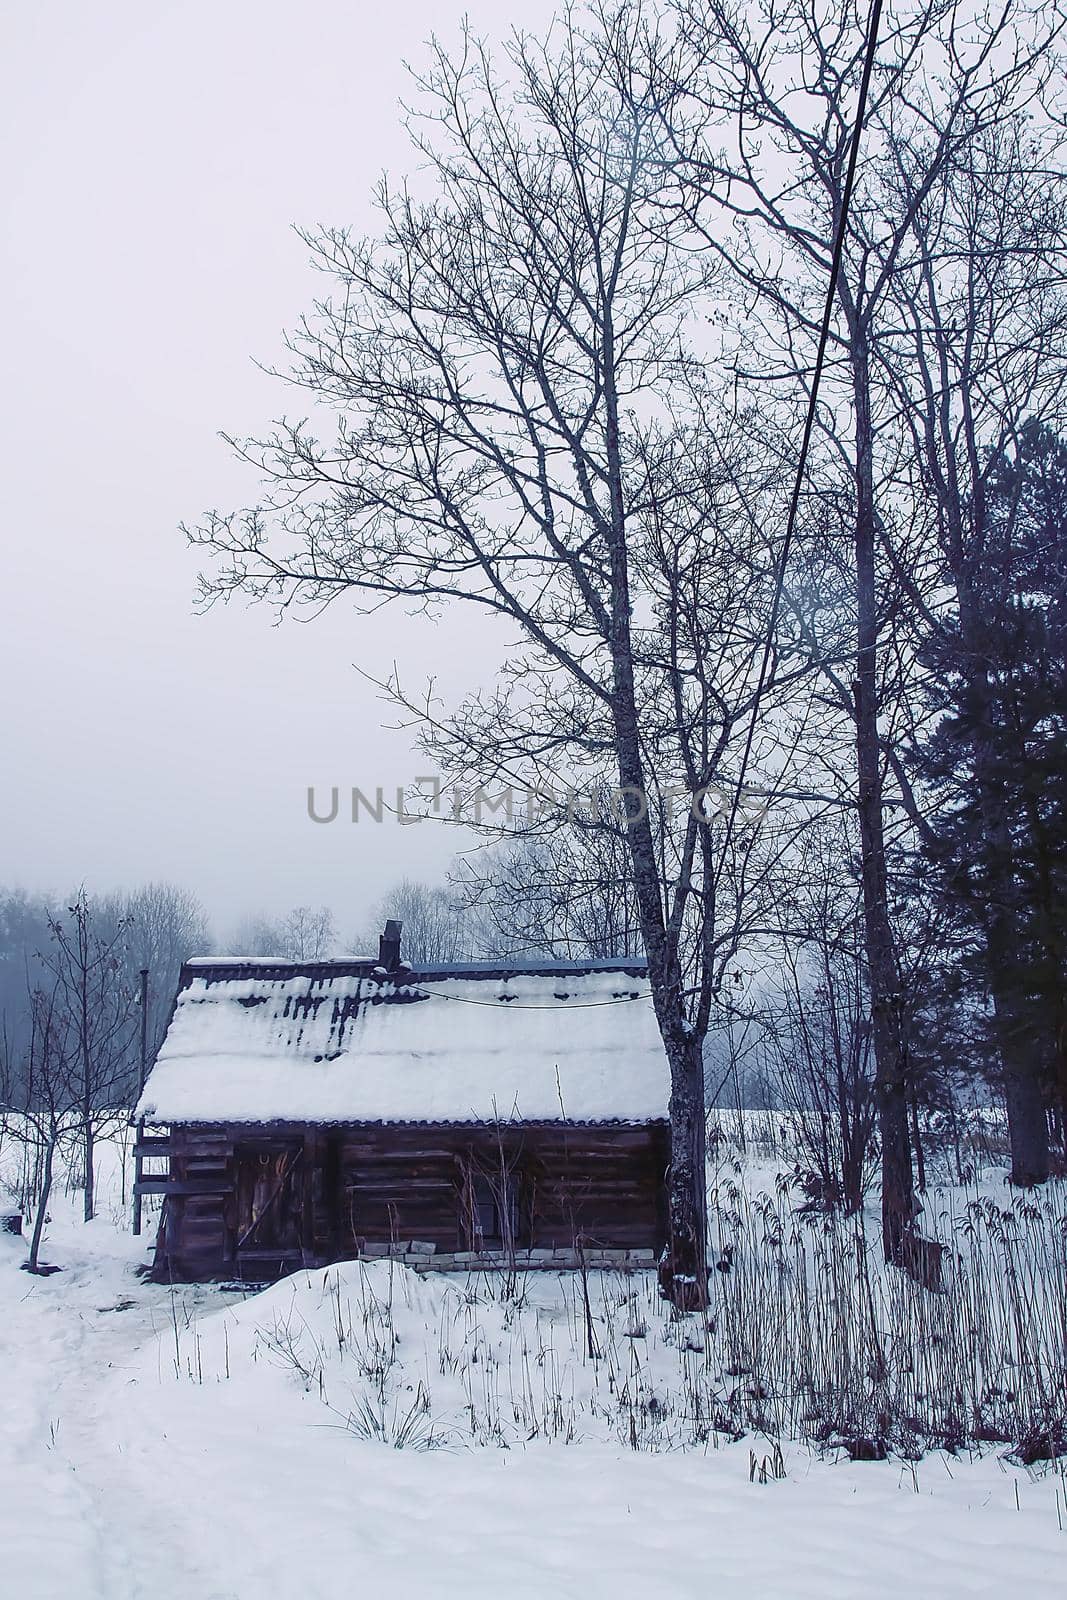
[986,896,1049,1186]
[601,308,708,1311]
[840,1106,864,1215]
[909,1095,927,1194]
[957,584,1050,1188]
[663,1024,708,1309]
[28,1136,56,1274]
[83,1117,95,1223]
[850,321,915,1263]
[1000,1055,1049,1186]
[616,742,709,1308]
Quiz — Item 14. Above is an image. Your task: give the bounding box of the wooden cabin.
[135,925,670,1281]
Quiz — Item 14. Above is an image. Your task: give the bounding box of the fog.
[0,0,553,939]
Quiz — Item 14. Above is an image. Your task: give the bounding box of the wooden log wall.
[159,1128,233,1278]
[158,1121,669,1280]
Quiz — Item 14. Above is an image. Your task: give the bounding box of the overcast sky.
[1,0,556,943]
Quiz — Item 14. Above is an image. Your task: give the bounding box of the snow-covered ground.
[0,1135,1064,1600]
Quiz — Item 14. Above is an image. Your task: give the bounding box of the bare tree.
[97,881,212,1058]
[357,879,472,967]
[673,0,1064,1259]
[231,911,290,958]
[1,984,79,1273]
[757,826,877,1213]
[232,905,336,961]
[0,889,55,1090]
[280,905,336,961]
[456,826,643,962]
[42,892,135,1222]
[190,9,812,1305]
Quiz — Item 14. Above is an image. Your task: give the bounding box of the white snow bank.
[1,1144,1064,1600]
[112,1257,1067,1600]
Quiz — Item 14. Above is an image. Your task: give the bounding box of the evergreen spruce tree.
[920,423,1067,1179]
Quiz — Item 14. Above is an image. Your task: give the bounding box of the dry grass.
[202,1165,1065,1466]
[705,1170,1066,1459]
[150,1112,1067,1463]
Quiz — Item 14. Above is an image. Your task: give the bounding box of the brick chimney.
[378,919,403,971]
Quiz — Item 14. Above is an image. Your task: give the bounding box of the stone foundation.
[353,1243,658,1272]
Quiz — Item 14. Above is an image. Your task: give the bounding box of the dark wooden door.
[233,1140,303,1271]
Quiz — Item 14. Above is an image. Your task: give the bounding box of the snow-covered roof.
[135,958,669,1126]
